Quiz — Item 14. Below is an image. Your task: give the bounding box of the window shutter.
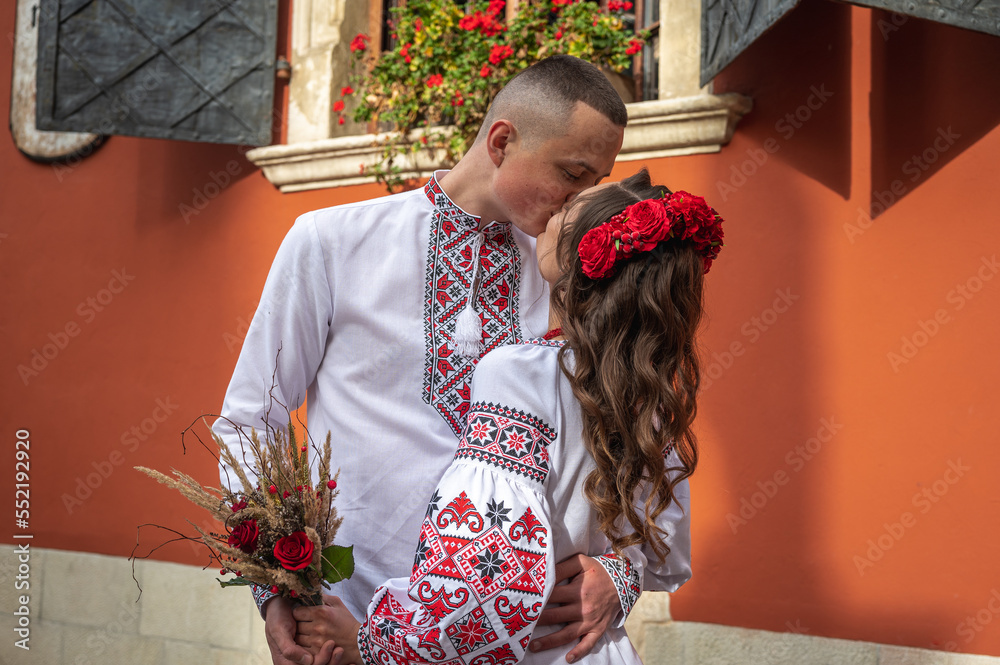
[849,0,1000,38]
[36,0,279,146]
[702,0,1000,86]
[701,0,801,86]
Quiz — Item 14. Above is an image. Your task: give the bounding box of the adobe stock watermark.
[66,600,141,665]
[948,588,1000,650]
[702,288,799,392]
[852,458,970,576]
[178,109,285,224]
[716,84,835,202]
[843,126,961,243]
[886,255,998,373]
[61,396,179,514]
[877,11,910,41]
[726,416,844,534]
[17,268,136,385]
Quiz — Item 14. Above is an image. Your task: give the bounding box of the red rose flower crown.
[578,190,725,279]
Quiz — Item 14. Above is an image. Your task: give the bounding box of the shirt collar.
[424,170,480,231]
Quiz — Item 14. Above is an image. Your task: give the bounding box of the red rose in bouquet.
[579,223,621,279]
[274,531,315,571]
[228,519,259,554]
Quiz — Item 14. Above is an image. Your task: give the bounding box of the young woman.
[293,170,722,664]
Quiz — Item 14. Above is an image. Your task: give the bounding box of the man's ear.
[486,120,516,167]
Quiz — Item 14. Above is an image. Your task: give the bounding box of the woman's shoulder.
[477,338,567,373]
[471,340,569,411]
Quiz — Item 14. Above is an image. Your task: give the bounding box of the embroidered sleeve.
[357,403,556,665]
[251,583,279,619]
[593,553,642,624]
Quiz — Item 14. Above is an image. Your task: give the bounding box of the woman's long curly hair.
[549,169,703,562]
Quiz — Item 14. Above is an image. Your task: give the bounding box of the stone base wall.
[3,546,998,665]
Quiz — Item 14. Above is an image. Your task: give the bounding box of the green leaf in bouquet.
[320,544,355,583]
[217,576,256,589]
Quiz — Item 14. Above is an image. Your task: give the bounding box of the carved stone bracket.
[247,93,752,193]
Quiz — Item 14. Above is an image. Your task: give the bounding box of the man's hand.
[264,596,317,665]
[531,554,621,663]
[293,595,362,665]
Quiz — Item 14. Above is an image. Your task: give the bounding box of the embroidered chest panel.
[423,179,523,436]
[455,402,555,486]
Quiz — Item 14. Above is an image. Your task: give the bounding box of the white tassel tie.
[454,232,484,357]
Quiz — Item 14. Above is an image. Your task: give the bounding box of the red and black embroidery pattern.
[454,402,555,484]
[594,553,642,621]
[363,487,548,664]
[422,177,523,436]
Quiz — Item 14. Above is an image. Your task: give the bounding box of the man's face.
[492,102,624,238]
[535,181,616,283]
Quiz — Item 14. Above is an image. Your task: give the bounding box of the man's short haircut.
[476,54,628,147]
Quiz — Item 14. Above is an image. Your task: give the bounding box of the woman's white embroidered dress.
[357,340,692,664]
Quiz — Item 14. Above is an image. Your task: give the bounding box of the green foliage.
[320,544,355,584]
[340,0,646,191]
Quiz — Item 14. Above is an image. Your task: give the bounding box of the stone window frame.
[247,0,752,193]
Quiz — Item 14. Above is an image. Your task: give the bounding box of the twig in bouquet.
[129,522,225,601]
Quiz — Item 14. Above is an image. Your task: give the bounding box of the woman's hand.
[293,595,362,665]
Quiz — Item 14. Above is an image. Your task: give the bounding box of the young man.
[215,55,690,665]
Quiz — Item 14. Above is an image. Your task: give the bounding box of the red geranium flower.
[333,100,345,112]
[349,34,370,53]
[273,531,315,571]
[426,73,444,88]
[480,65,491,78]
[626,38,643,55]
[341,86,354,96]
[489,44,513,65]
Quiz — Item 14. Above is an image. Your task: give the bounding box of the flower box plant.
[340,0,646,191]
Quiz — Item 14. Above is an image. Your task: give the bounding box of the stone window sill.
[246,93,752,193]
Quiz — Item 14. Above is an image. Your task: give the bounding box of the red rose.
[228,519,258,554]
[273,531,315,571]
[578,224,619,279]
[667,191,713,240]
[623,199,671,246]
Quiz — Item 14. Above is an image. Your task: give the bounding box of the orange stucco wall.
[3,0,999,657]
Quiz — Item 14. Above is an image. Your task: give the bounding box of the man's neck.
[437,153,505,228]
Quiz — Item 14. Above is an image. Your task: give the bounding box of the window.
[247,0,753,192]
